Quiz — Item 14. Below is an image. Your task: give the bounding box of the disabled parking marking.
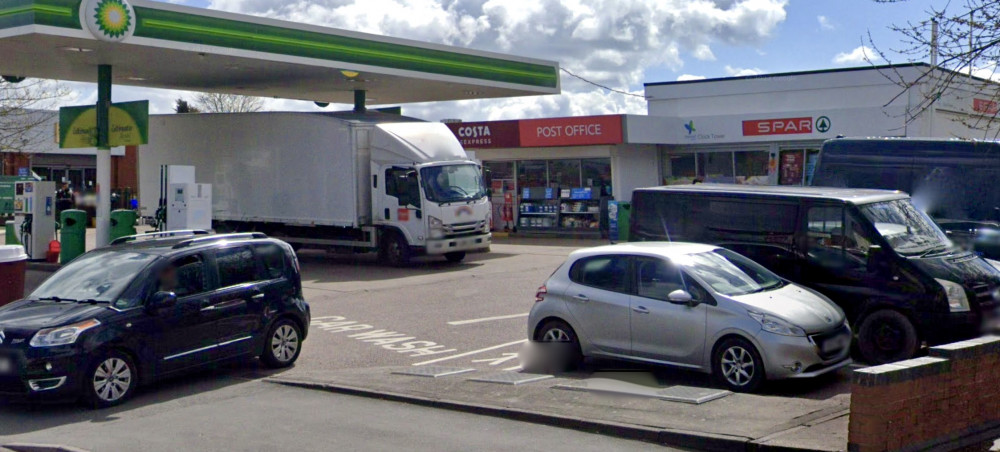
[311,316,457,358]
[447,313,529,326]
[412,339,528,366]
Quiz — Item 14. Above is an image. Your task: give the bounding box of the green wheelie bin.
[616,202,631,242]
[109,209,138,243]
[60,209,87,264]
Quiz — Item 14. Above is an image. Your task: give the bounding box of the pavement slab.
[268,366,850,451]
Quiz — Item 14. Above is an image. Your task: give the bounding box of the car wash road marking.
[311,316,457,358]
[412,340,529,366]
[446,313,529,326]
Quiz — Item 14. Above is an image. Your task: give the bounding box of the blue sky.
[82,0,952,120]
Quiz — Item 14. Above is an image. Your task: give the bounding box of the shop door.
[383,166,424,243]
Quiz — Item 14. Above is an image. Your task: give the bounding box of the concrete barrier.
[849,336,1000,452]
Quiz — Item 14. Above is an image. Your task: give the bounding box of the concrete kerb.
[266,376,832,452]
[2,444,90,452]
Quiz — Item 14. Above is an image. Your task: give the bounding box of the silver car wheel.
[271,324,300,363]
[541,328,571,342]
[93,357,132,402]
[720,346,755,387]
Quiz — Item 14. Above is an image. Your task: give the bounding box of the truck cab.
[371,123,492,265]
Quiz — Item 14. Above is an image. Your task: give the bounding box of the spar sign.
[58,100,149,149]
[743,116,832,136]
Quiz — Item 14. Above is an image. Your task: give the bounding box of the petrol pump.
[13,181,56,261]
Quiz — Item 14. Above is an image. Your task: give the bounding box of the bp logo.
[81,0,136,42]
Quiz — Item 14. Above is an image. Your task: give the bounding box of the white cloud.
[832,46,879,65]
[817,15,834,30]
[196,0,787,120]
[677,74,707,81]
[724,65,764,77]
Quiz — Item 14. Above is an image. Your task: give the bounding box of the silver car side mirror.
[668,289,694,305]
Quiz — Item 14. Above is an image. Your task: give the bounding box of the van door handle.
[250,288,265,300]
[632,306,650,314]
[572,294,589,303]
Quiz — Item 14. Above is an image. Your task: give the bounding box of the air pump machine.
[13,181,56,261]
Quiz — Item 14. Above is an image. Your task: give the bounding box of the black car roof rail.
[110,229,211,246]
[172,232,268,249]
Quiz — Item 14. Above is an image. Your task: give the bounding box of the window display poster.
[779,151,804,185]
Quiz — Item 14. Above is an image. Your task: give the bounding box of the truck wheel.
[857,309,919,364]
[379,231,411,267]
[444,252,466,263]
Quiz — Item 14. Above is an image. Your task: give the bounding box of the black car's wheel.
[527,320,583,373]
[857,309,919,364]
[379,231,411,267]
[713,337,765,392]
[261,319,303,368]
[444,252,466,263]
[83,351,138,409]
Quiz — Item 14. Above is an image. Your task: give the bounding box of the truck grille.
[444,221,484,237]
[810,324,851,360]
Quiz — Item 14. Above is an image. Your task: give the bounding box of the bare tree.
[194,92,264,113]
[872,0,1000,138]
[0,78,68,155]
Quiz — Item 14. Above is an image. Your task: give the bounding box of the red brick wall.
[111,145,138,192]
[1,154,31,176]
[849,337,1000,451]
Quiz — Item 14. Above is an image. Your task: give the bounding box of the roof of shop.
[0,0,560,104]
[644,63,952,87]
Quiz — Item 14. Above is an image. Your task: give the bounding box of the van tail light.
[535,285,548,302]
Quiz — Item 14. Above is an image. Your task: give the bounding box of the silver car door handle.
[632,306,650,314]
[572,294,590,302]
[251,293,266,300]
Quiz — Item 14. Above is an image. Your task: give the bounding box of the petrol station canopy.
[0,0,561,104]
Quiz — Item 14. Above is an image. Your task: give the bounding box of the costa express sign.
[519,115,623,147]
[446,120,519,148]
[743,117,815,136]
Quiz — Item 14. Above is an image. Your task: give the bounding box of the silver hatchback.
[527,242,852,392]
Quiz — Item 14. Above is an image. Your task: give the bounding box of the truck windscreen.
[420,164,486,204]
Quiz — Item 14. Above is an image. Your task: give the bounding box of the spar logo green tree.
[80,0,137,43]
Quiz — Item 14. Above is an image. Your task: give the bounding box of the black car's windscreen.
[858,199,952,256]
[675,249,783,296]
[30,251,159,303]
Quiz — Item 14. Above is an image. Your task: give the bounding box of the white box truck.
[138,112,491,265]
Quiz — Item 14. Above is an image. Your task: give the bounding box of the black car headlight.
[30,319,101,347]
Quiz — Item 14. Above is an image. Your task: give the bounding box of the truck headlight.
[30,319,101,347]
[936,279,970,313]
[428,216,444,239]
[748,311,805,337]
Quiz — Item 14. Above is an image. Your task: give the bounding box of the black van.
[630,184,1000,364]
[812,138,1000,258]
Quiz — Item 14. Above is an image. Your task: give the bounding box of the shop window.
[697,152,734,184]
[549,159,581,188]
[804,150,820,186]
[484,161,515,197]
[582,159,612,197]
[734,151,770,185]
[518,160,547,188]
[664,154,696,185]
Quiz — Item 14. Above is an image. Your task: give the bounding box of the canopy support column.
[95,64,111,248]
[354,89,366,113]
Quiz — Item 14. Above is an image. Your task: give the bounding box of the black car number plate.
[0,357,12,375]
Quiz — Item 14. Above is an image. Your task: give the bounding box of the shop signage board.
[973,98,999,115]
[519,115,623,147]
[446,120,520,148]
[58,100,149,149]
[0,176,33,216]
[743,117,814,136]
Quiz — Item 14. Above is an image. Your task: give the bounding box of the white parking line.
[413,339,528,366]
[447,313,529,326]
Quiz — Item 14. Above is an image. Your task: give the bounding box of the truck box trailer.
[138,111,491,265]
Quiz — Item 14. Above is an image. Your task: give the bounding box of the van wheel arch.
[855,306,921,364]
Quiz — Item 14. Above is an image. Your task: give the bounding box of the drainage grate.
[391,366,476,378]
[468,372,553,385]
[655,385,731,404]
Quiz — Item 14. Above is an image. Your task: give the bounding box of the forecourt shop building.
[452,63,1000,235]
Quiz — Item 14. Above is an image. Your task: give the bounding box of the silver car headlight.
[936,279,970,313]
[30,319,101,347]
[748,311,806,337]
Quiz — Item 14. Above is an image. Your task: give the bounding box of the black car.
[0,231,310,408]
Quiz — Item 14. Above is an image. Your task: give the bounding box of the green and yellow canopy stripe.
[0,0,558,89]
